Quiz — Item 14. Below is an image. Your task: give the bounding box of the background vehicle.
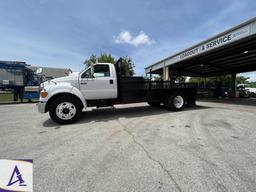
[38,59,197,124]
[0,61,42,102]
[237,84,256,98]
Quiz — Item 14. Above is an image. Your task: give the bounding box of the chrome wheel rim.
[56,102,76,120]
[173,96,184,108]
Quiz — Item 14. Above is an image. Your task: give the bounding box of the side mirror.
[90,63,94,77]
[84,73,90,78]
[81,72,89,79]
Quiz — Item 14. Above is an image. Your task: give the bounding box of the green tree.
[84,53,115,67]
[189,75,250,87]
[84,53,135,77]
[119,56,135,77]
[236,76,250,84]
[153,74,163,81]
[250,82,256,88]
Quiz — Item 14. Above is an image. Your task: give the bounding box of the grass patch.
[0,93,13,102]
[0,93,38,103]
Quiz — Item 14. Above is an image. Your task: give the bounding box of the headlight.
[40,90,48,98]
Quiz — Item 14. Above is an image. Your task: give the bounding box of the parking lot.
[0,101,256,192]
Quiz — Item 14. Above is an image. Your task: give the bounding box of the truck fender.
[46,85,87,111]
[70,86,87,109]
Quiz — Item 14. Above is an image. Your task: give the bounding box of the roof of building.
[145,17,256,76]
[0,60,29,70]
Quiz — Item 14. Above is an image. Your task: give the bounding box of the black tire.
[49,96,82,124]
[148,102,161,107]
[164,93,185,111]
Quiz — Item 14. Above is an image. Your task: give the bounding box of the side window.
[94,65,110,77]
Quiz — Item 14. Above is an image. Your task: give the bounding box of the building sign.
[178,25,250,61]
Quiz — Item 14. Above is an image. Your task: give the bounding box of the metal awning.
[145,17,256,77]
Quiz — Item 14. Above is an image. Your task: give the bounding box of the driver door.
[79,64,117,100]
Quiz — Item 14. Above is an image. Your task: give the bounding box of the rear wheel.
[164,93,185,111]
[49,96,82,124]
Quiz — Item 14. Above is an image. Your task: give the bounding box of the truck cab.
[38,63,117,123]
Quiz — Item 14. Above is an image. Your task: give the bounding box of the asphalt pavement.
[0,101,256,192]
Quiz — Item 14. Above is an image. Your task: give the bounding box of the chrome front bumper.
[38,102,46,113]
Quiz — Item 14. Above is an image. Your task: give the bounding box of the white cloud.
[114,30,155,47]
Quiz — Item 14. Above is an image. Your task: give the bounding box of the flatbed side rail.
[119,79,198,91]
[145,81,198,90]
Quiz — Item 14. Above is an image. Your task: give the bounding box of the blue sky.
[0,0,256,80]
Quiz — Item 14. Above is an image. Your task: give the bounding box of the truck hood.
[41,73,79,88]
[52,74,79,83]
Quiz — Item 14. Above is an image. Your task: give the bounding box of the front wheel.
[164,93,185,111]
[49,96,82,124]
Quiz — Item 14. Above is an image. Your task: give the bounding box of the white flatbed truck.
[38,59,197,124]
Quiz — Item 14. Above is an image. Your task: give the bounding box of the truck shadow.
[43,104,211,128]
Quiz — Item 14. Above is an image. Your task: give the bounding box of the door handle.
[80,81,87,85]
[109,79,113,84]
